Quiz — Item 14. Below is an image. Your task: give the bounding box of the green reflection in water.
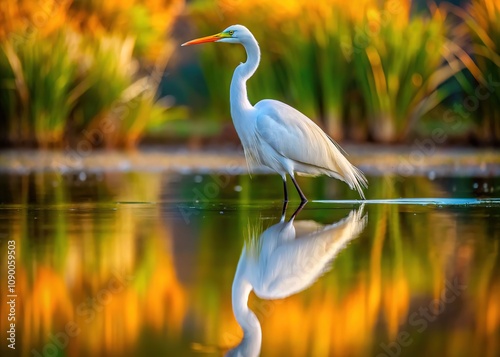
[0,172,499,357]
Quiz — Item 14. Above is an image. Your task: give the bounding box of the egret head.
[181,24,253,46]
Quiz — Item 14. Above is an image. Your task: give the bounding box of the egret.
[182,25,367,202]
[226,204,367,356]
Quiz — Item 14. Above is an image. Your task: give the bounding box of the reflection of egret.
[182,25,367,202]
[226,204,367,356]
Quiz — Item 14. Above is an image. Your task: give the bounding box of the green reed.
[0,33,81,147]
[0,0,182,148]
[0,30,176,148]
[73,36,135,132]
[351,9,463,142]
[452,0,500,143]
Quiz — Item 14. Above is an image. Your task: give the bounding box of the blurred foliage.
[187,0,500,144]
[0,0,185,148]
[0,32,79,146]
[351,5,460,142]
[450,0,500,143]
[1,0,499,147]
[69,0,181,60]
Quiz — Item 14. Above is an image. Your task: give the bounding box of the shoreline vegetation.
[0,0,186,148]
[0,0,499,148]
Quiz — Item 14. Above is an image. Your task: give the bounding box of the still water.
[0,171,499,357]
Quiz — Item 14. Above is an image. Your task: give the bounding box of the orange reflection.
[1,173,500,357]
[0,173,187,356]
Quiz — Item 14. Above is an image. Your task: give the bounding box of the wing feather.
[255,99,367,198]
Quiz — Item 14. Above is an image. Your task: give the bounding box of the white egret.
[182,25,367,202]
[226,204,367,356]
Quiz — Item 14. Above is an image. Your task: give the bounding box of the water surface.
[0,172,499,357]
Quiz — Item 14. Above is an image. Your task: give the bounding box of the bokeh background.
[0,0,499,149]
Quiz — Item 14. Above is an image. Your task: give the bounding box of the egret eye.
[229,30,234,36]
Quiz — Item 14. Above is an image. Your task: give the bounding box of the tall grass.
[0,0,184,148]
[0,32,82,147]
[188,0,481,143]
[313,8,353,139]
[452,0,500,143]
[352,5,465,142]
[72,36,137,133]
[0,42,21,144]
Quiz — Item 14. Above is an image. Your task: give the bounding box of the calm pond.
[0,170,499,357]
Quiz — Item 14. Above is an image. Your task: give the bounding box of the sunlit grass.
[1,0,499,146]
[1,32,81,147]
[0,0,184,148]
[352,5,465,142]
[71,35,139,143]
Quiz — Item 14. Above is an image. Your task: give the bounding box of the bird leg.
[290,176,308,203]
[282,177,289,202]
[281,200,288,218]
[290,200,307,221]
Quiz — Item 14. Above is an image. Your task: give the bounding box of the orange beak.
[181,32,227,46]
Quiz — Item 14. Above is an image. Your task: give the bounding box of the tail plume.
[326,136,367,199]
[335,154,368,199]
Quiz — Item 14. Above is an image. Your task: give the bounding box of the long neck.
[229,253,262,356]
[230,37,260,117]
